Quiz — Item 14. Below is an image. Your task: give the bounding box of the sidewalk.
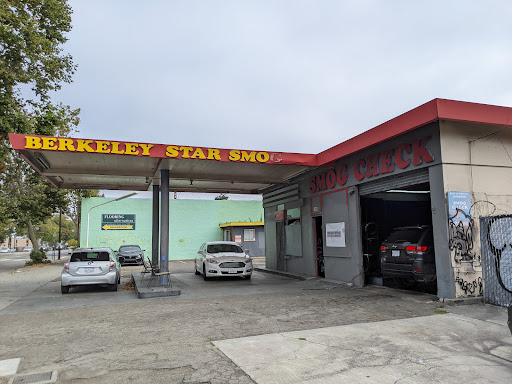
[0,256,67,312]
[214,306,512,383]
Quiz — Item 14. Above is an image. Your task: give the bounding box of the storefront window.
[244,228,256,242]
[285,207,302,256]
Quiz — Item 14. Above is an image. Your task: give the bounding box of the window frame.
[244,228,256,242]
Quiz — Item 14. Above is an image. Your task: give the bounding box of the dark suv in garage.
[380,225,436,287]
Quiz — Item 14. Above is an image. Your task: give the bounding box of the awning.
[8,134,318,193]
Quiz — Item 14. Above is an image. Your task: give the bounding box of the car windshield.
[385,228,425,243]
[70,251,110,262]
[119,246,141,252]
[207,244,243,254]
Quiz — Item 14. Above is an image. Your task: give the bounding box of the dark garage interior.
[360,182,436,293]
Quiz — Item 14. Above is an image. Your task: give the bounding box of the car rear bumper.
[381,262,436,283]
[61,271,117,286]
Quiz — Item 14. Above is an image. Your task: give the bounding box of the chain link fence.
[480,215,512,307]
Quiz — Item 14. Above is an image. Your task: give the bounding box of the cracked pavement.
[0,258,510,383]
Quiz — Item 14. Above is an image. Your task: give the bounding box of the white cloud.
[54,0,512,154]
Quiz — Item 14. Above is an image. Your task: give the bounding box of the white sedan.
[195,241,253,280]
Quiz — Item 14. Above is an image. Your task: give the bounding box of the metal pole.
[159,170,169,284]
[152,184,160,266]
[58,208,62,260]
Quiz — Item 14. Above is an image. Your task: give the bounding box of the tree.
[0,0,79,248]
[0,0,78,146]
[66,189,103,246]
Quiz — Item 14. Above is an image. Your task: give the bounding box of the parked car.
[380,225,436,287]
[195,241,253,280]
[116,244,144,266]
[23,246,33,252]
[0,248,9,253]
[61,247,121,294]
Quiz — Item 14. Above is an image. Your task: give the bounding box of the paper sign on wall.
[326,222,346,247]
[235,235,242,244]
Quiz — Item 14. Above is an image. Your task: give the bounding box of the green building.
[80,197,264,260]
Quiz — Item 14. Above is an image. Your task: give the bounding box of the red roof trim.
[315,98,512,166]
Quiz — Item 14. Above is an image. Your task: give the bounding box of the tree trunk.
[27,220,39,251]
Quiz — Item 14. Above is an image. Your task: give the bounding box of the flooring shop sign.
[102,214,136,230]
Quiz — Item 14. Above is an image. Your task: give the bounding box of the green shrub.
[25,251,51,266]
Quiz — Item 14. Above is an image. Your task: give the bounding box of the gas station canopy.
[10,98,512,194]
[8,134,318,193]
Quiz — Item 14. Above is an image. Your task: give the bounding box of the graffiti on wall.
[449,208,477,264]
[486,215,512,294]
[447,192,479,265]
[455,274,483,295]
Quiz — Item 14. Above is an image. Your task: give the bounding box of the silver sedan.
[195,241,253,280]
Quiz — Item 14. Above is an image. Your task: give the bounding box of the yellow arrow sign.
[102,225,134,230]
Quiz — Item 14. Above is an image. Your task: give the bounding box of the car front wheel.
[194,263,200,275]
[203,265,209,281]
[244,275,252,280]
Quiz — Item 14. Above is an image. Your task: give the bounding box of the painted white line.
[0,358,20,376]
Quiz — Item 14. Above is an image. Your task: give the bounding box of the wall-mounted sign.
[275,210,286,222]
[235,235,242,244]
[309,136,435,194]
[326,222,346,247]
[448,191,472,224]
[101,214,136,230]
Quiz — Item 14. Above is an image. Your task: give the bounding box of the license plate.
[84,267,94,273]
[228,269,237,274]
[392,250,400,257]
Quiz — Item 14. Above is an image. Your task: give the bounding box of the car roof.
[391,225,431,231]
[73,247,112,252]
[119,244,140,247]
[205,241,240,246]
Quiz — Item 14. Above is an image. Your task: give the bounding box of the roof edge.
[315,98,512,166]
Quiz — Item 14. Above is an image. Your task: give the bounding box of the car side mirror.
[114,250,118,254]
[244,249,249,255]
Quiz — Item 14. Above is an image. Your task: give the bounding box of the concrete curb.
[439,297,483,305]
[131,272,181,298]
[254,267,315,281]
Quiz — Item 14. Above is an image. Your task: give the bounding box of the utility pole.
[58,208,62,260]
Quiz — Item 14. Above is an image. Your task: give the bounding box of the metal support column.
[152,184,160,266]
[159,170,170,284]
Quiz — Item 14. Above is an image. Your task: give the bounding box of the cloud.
[54,0,512,154]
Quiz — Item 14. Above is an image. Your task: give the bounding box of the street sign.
[101,214,136,230]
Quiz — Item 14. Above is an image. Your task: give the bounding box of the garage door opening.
[360,181,437,294]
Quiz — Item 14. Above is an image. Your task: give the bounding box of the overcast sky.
[54,0,512,158]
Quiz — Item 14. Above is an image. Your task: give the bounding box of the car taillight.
[109,259,115,269]
[64,262,69,270]
[406,246,427,252]
[380,245,386,251]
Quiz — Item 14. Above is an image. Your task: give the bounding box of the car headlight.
[206,258,218,264]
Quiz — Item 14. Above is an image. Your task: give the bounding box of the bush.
[25,251,51,266]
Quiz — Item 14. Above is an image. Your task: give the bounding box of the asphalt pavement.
[0,255,510,384]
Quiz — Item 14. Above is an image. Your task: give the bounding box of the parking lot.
[0,255,510,383]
